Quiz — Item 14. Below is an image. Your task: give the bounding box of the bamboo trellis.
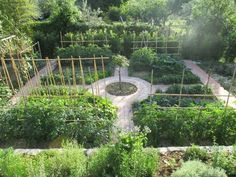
[60,32,109,48]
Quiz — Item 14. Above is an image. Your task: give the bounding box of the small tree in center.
[112,55,129,90]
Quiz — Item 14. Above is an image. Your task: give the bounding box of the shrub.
[0,87,117,147]
[171,160,227,177]
[130,47,156,71]
[211,147,236,176]
[37,144,87,177]
[0,149,28,177]
[88,131,159,177]
[107,6,121,21]
[183,145,209,162]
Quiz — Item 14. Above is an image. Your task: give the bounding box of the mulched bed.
[106,82,138,96]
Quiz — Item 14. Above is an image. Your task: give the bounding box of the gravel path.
[89,67,157,131]
[184,60,236,109]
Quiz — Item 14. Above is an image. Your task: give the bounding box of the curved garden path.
[184,60,236,109]
[88,67,167,131]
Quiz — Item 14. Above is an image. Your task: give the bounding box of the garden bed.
[133,84,236,147]
[0,142,235,177]
[40,65,113,85]
[106,82,137,96]
[0,86,117,148]
[129,49,201,85]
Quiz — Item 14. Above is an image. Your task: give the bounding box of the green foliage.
[0,145,87,177]
[166,84,212,94]
[130,52,200,84]
[212,147,236,176]
[0,87,117,147]
[157,72,200,84]
[130,47,156,70]
[0,81,12,106]
[183,145,209,161]
[171,160,227,177]
[107,6,122,21]
[88,131,159,177]
[50,0,81,33]
[86,0,126,11]
[182,0,236,61]
[112,54,129,67]
[133,102,236,146]
[121,0,169,24]
[78,0,105,26]
[37,145,87,177]
[0,149,28,177]
[56,44,113,59]
[0,0,39,35]
[40,69,112,85]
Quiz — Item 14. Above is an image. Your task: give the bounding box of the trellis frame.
[60,31,109,48]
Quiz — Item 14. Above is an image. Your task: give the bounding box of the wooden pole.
[93,55,99,95]
[71,56,77,87]
[88,67,95,105]
[57,56,65,86]
[79,56,85,87]
[1,57,15,92]
[37,41,43,59]
[101,56,107,98]
[225,67,236,109]
[178,68,186,107]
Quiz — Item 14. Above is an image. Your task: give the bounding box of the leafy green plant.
[133,102,236,146]
[0,81,12,106]
[112,54,129,89]
[130,47,156,71]
[88,130,159,177]
[183,145,209,162]
[166,84,212,94]
[37,143,87,177]
[0,149,28,177]
[56,44,113,61]
[211,147,236,176]
[171,160,227,177]
[0,87,117,148]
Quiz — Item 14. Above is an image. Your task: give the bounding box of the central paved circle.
[106,82,138,96]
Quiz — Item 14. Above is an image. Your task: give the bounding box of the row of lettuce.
[0,133,235,177]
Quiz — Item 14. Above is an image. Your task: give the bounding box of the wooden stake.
[178,68,186,107]
[57,56,65,86]
[71,56,76,87]
[1,57,14,92]
[225,67,236,109]
[79,56,85,87]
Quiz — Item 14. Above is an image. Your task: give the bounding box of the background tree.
[0,0,39,35]
[182,0,236,61]
[50,0,81,33]
[112,55,129,89]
